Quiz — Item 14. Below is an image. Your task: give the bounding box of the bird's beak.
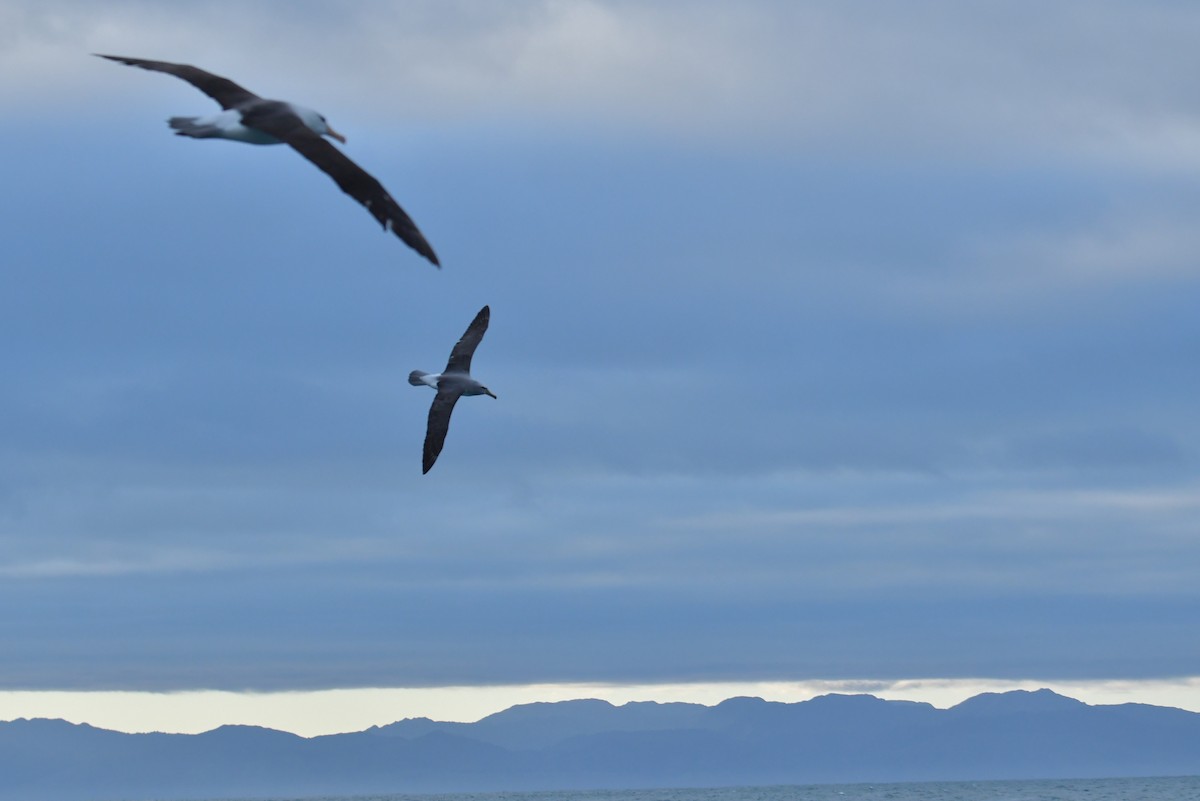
[486,389,497,399]
[327,127,347,144]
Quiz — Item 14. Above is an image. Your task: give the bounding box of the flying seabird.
[409,305,496,474]
[96,54,439,267]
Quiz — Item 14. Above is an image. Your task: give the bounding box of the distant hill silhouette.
[2,689,1198,800]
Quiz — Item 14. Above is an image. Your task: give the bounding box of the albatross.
[96,54,439,267]
[409,305,496,473]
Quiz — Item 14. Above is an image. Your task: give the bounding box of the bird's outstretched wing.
[97,54,440,267]
[423,390,461,474]
[444,306,490,374]
[270,123,440,267]
[94,54,260,109]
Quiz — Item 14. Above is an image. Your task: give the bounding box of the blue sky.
[2,0,1199,730]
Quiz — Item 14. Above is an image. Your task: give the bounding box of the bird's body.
[96,54,439,267]
[410,306,496,474]
[168,104,321,145]
[410,370,495,397]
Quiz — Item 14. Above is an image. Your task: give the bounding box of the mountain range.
[1,689,1198,800]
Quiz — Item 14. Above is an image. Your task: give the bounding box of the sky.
[2,0,1199,735]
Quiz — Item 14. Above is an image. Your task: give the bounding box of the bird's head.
[316,113,347,143]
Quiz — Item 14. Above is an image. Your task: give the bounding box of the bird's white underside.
[193,103,328,145]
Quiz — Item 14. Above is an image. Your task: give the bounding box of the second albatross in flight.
[410,306,497,474]
[96,54,439,267]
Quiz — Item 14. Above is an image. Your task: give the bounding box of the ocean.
[215,776,1200,801]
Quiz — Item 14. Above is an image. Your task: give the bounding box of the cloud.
[888,205,1200,315]
[5,0,1200,165]
[2,1,1199,697]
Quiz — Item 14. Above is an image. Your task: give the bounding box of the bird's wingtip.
[94,54,139,67]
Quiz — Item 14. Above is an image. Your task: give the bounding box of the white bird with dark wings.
[409,306,497,474]
[96,54,439,267]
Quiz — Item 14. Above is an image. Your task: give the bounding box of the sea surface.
[213,775,1200,801]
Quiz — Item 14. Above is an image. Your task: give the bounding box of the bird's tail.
[168,116,222,139]
[408,370,429,386]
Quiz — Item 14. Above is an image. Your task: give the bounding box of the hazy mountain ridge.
[2,689,1198,801]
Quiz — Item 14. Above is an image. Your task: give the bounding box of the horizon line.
[2,676,1199,738]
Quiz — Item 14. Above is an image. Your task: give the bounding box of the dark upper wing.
[245,109,440,267]
[444,306,490,374]
[422,390,461,474]
[95,54,259,109]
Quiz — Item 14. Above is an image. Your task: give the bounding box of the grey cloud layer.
[0,1,1198,690]
[7,1,1200,161]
